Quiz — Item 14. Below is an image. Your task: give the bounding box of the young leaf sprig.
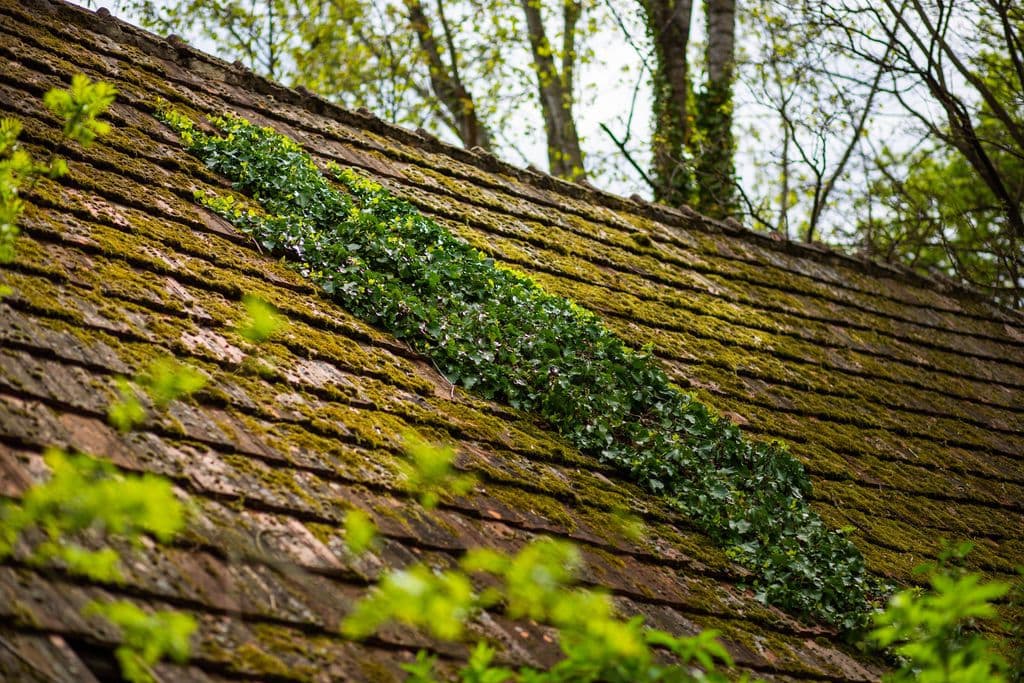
[1,74,115,267]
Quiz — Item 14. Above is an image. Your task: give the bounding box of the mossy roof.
[0,0,1021,679]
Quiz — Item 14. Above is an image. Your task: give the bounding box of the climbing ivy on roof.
[156,104,882,630]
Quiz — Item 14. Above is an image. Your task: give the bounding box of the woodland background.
[109,0,1024,307]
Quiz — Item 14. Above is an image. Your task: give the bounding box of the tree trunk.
[640,0,694,206]
[694,0,736,218]
[404,0,493,150]
[520,0,586,179]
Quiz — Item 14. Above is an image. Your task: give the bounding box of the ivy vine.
[156,106,882,630]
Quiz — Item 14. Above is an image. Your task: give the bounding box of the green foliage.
[108,376,148,432]
[158,106,879,628]
[870,551,1011,683]
[343,507,377,556]
[42,74,118,148]
[0,118,59,265]
[85,601,196,683]
[461,538,582,621]
[402,650,444,683]
[745,1,1023,304]
[401,433,476,509]
[351,439,728,681]
[346,535,737,682]
[237,294,286,343]
[858,110,1023,304]
[693,77,738,219]
[108,356,209,431]
[343,562,476,640]
[157,106,880,629]
[0,448,184,582]
[137,357,208,408]
[0,74,114,264]
[0,117,32,264]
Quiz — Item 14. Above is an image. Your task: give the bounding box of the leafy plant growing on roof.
[347,536,740,682]
[85,601,197,683]
[237,293,287,343]
[0,446,197,683]
[0,447,184,582]
[155,105,883,630]
[401,431,476,509]
[108,356,210,432]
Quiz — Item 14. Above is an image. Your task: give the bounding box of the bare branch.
[599,122,655,189]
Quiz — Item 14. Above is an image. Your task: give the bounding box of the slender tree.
[639,0,738,215]
[639,0,695,206]
[803,0,1024,303]
[403,0,492,149]
[693,0,737,218]
[521,0,586,178]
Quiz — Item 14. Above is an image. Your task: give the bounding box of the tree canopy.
[115,0,1024,305]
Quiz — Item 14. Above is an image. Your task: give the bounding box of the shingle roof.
[0,0,1021,680]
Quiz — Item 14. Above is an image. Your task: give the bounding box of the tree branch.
[600,122,655,189]
[404,0,492,149]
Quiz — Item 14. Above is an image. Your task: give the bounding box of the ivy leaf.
[85,601,196,683]
[108,377,147,433]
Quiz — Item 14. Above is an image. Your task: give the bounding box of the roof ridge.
[35,0,1024,324]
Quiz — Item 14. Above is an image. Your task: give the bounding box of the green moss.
[356,657,400,683]
[6,598,44,629]
[630,232,653,248]
[485,484,579,533]
[247,624,338,681]
[231,641,297,679]
[220,453,326,515]
[305,520,342,548]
